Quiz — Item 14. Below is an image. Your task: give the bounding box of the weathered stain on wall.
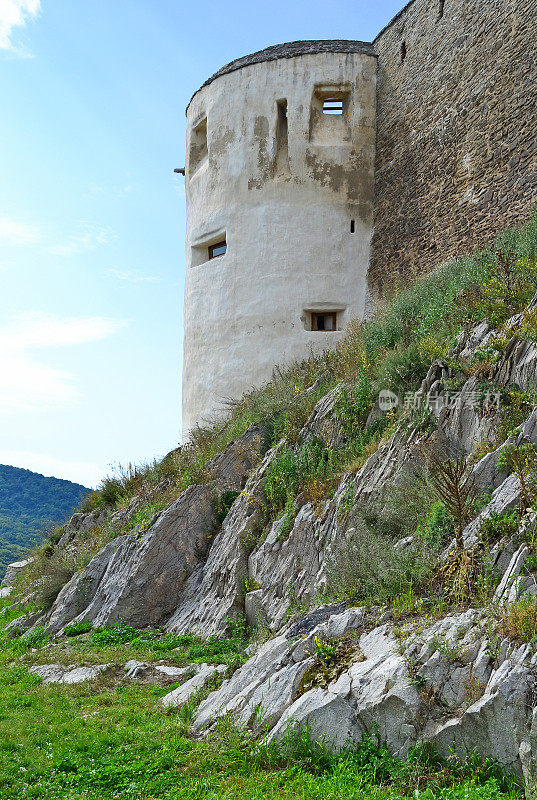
[372,0,537,293]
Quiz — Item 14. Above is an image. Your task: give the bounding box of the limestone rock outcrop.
[194,603,537,778]
[43,424,266,634]
[15,306,537,779]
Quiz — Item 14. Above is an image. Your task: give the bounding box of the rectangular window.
[208,240,227,259]
[311,312,337,332]
[310,86,351,142]
[323,98,344,115]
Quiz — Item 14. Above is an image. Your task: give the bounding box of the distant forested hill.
[0,465,89,580]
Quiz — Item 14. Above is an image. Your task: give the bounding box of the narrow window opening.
[208,240,226,260]
[400,41,407,63]
[438,0,445,18]
[189,117,208,174]
[323,97,344,115]
[275,99,289,175]
[350,220,355,234]
[311,312,337,332]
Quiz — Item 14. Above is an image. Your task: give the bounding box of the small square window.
[208,241,227,259]
[311,312,337,331]
[323,98,344,115]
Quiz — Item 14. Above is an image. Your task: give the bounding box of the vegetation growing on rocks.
[6,214,537,795]
[15,212,537,609]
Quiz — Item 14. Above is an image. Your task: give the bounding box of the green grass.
[0,598,522,800]
[0,664,519,800]
[4,614,249,669]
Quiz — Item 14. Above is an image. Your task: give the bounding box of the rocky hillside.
[0,465,88,581]
[5,214,537,787]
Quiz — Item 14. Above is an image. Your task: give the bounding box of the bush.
[497,441,537,509]
[96,476,125,507]
[214,490,240,526]
[326,520,434,605]
[416,501,455,547]
[263,437,335,520]
[375,342,430,396]
[34,557,75,611]
[478,508,522,543]
[358,480,438,542]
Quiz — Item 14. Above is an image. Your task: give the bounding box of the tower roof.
[187,39,376,112]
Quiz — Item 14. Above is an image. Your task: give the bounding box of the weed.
[313,635,338,664]
[64,620,93,637]
[416,501,455,547]
[497,441,537,509]
[436,547,498,606]
[478,508,522,544]
[392,587,425,619]
[497,388,537,442]
[502,596,537,643]
[240,576,261,596]
[19,625,49,649]
[214,490,240,526]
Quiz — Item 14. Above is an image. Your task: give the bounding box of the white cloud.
[0,312,125,412]
[0,450,105,488]
[108,268,160,284]
[0,0,40,53]
[0,312,123,349]
[49,223,118,257]
[0,217,40,246]
[0,218,118,256]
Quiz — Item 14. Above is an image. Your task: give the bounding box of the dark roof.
[187,39,376,112]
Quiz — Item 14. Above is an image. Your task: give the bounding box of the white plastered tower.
[182,40,377,437]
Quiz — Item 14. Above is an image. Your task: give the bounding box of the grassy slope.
[5,216,537,798]
[24,213,537,612]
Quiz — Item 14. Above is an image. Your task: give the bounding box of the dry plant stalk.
[426,452,476,552]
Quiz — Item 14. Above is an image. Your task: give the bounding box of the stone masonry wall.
[371,0,537,294]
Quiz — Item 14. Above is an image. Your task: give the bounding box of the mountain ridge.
[0,464,88,580]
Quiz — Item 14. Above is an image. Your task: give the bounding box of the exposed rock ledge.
[194,605,537,781]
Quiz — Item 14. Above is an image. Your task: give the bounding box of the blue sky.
[0,0,403,487]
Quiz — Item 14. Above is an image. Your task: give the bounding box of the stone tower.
[182,41,377,436]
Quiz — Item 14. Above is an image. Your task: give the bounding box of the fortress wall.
[371,0,537,293]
